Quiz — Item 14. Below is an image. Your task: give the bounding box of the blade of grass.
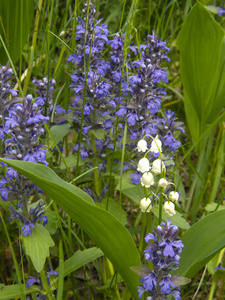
[0,210,25,300]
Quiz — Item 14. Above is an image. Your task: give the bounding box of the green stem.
[22,194,29,220]
[158,188,163,225]
[208,249,225,300]
[91,133,100,197]
[40,269,55,300]
[138,212,147,256]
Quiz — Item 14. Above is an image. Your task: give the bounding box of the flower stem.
[22,194,29,220]
[91,133,100,196]
[159,188,163,225]
[208,249,225,300]
[40,269,55,300]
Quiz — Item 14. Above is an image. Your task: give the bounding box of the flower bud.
[158,178,168,188]
[137,157,150,173]
[140,197,152,213]
[152,159,165,174]
[164,201,176,216]
[137,139,148,152]
[169,191,179,202]
[141,172,154,188]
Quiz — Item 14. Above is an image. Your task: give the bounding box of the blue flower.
[218,8,225,16]
[159,275,175,294]
[21,220,35,236]
[135,219,188,299]
[26,276,40,287]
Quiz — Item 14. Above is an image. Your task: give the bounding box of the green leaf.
[1,159,141,299]
[97,198,128,226]
[177,210,225,278]
[177,1,225,142]
[0,284,40,300]
[205,203,225,212]
[49,124,71,149]
[90,128,107,140]
[60,247,104,278]
[21,223,55,272]
[0,0,34,64]
[45,208,58,235]
[207,37,225,124]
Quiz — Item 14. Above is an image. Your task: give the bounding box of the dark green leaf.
[177,2,225,142]
[0,0,34,64]
[177,210,225,278]
[0,159,141,299]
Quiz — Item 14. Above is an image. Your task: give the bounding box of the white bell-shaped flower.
[141,172,154,188]
[137,157,150,173]
[152,159,166,174]
[149,135,162,154]
[158,178,168,188]
[169,191,179,203]
[164,201,176,216]
[137,139,148,152]
[140,197,152,213]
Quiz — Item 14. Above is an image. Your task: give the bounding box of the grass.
[0,0,225,299]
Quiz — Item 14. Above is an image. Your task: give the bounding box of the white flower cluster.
[136,137,180,216]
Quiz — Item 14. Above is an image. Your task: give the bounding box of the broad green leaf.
[0,284,40,300]
[49,123,71,149]
[0,0,34,64]
[1,159,141,299]
[177,2,225,142]
[21,223,55,272]
[207,37,225,123]
[177,210,225,278]
[58,247,104,278]
[97,198,128,226]
[205,202,225,212]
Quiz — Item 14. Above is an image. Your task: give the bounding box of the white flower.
[59,30,65,37]
[152,159,166,174]
[140,198,152,213]
[137,139,148,152]
[158,178,168,188]
[169,191,179,202]
[141,172,154,188]
[164,201,176,216]
[150,135,162,154]
[137,157,150,173]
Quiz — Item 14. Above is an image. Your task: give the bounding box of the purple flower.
[22,220,35,236]
[135,220,188,299]
[127,111,139,125]
[26,276,40,287]
[218,8,225,16]
[5,167,18,180]
[159,275,175,294]
[142,272,157,292]
[131,172,142,185]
